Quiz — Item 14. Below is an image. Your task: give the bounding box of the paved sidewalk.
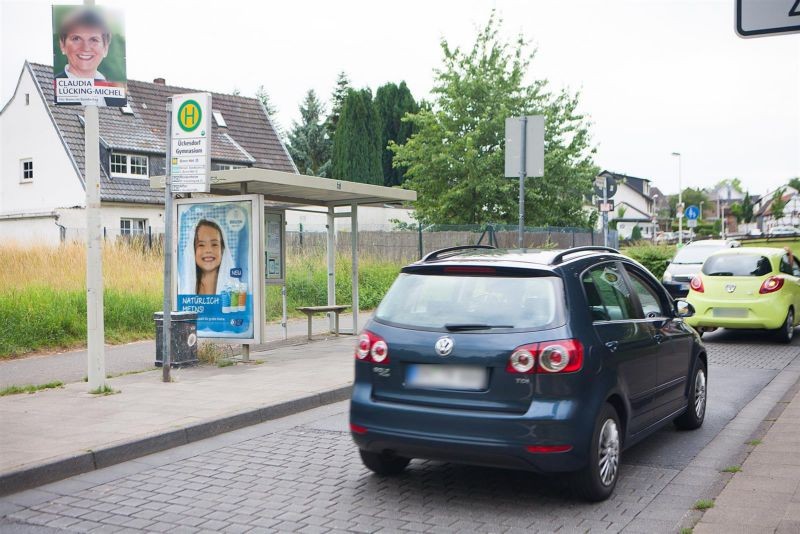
[0,331,359,496]
[693,357,800,534]
[0,312,369,388]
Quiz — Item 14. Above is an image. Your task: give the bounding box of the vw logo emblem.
[435,336,454,357]
[725,284,736,293]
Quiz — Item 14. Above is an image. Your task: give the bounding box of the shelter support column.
[241,181,249,362]
[327,206,336,332]
[351,203,359,334]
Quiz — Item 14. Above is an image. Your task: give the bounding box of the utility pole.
[672,152,683,246]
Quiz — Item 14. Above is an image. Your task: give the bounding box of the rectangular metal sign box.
[736,0,800,37]
[505,116,545,178]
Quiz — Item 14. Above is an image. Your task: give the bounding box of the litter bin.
[154,311,199,367]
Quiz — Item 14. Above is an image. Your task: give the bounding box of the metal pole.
[351,203,359,335]
[85,104,106,391]
[83,0,105,392]
[602,175,609,248]
[672,152,683,246]
[162,100,173,382]
[240,182,249,362]
[281,285,288,340]
[518,116,527,249]
[327,206,336,333]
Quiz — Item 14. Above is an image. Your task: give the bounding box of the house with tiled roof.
[0,62,296,245]
[595,170,656,240]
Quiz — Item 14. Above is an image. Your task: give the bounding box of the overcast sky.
[2,0,798,198]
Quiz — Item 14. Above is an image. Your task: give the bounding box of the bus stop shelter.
[152,167,417,338]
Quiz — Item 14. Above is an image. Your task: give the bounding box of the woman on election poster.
[52,5,127,106]
[176,199,254,339]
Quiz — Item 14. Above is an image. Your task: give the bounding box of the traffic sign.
[685,205,700,220]
[594,174,618,199]
[736,0,800,37]
[171,93,211,193]
[687,219,698,228]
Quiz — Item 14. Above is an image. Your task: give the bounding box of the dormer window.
[213,110,227,127]
[110,153,149,178]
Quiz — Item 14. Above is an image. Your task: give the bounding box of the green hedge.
[622,244,676,279]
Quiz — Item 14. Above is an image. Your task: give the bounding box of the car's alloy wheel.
[693,368,706,419]
[776,309,794,343]
[675,359,707,430]
[571,403,620,501]
[598,418,620,487]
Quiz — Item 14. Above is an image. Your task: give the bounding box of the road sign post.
[171,93,211,194]
[505,116,544,249]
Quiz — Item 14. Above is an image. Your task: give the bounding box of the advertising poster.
[176,198,256,339]
[51,5,127,106]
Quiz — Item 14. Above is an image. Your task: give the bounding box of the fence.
[59,224,616,262]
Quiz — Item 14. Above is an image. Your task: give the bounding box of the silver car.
[662,239,741,297]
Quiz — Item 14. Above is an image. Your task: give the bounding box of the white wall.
[285,206,415,232]
[0,66,84,215]
[0,214,62,245]
[608,184,652,222]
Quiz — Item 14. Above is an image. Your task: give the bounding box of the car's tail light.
[690,276,704,293]
[506,339,583,374]
[760,276,784,294]
[507,345,536,373]
[538,339,583,373]
[354,330,389,363]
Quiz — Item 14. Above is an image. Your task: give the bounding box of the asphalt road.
[2,334,798,533]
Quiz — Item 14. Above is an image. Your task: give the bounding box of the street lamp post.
[699,201,704,221]
[672,152,683,246]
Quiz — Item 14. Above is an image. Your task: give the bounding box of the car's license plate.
[406,364,488,391]
[713,307,747,318]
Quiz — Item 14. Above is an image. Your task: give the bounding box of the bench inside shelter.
[296,305,350,340]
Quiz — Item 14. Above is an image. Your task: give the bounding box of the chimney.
[153,78,165,85]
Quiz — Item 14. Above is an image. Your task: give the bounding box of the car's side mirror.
[675,299,695,318]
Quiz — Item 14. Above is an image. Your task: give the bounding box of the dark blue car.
[350,246,706,501]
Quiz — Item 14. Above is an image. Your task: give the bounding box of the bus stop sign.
[736,0,800,37]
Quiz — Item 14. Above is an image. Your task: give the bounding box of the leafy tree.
[714,178,744,194]
[325,71,351,142]
[391,12,598,226]
[742,192,754,223]
[668,187,707,218]
[771,187,787,221]
[375,82,418,187]
[789,177,800,191]
[631,225,642,241]
[286,89,332,177]
[332,88,382,184]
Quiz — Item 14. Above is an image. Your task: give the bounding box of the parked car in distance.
[655,231,675,244]
[768,225,798,237]
[685,247,800,342]
[747,228,764,237]
[662,239,741,298]
[350,245,707,502]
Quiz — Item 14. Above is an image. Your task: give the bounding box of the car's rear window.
[672,245,724,264]
[702,254,772,277]
[374,273,565,330]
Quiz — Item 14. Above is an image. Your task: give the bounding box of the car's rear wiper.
[444,323,514,331]
[708,272,734,276]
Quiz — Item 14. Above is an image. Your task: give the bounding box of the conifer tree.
[286,89,332,177]
[332,88,382,184]
[325,72,351,142]
[375,82,418,187]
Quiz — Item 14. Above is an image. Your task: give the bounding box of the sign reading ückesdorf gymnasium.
[171,93,212,193]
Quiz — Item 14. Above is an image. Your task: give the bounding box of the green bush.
[623,244,675,279]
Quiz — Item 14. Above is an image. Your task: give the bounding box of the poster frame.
[172,194,264,344]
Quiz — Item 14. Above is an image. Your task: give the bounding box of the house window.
[120,218,147,236]
[110,153,149,178]
[212,163,245,171]
[213,110,227,127]
[20,159,33,182]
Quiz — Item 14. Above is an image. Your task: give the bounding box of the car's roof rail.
[422,245,497,262]
[549,246,620,265]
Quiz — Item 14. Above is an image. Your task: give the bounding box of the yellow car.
[686,247,800,342]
